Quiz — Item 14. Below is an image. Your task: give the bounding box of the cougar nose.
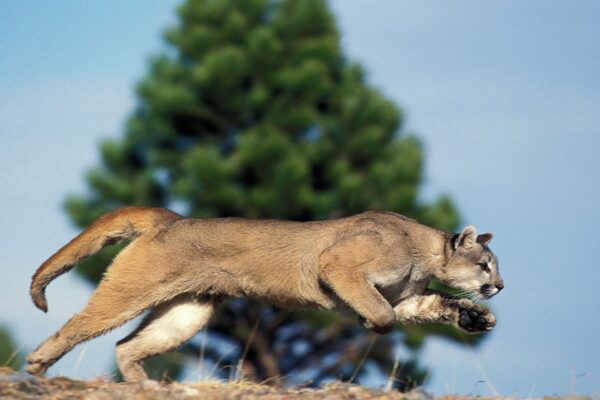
[496,281,504,292]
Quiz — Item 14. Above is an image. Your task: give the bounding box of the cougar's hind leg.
[116,295,215,382]
[26,252,171,376]
[26,282,162,376]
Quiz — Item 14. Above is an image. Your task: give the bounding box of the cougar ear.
[477,232,493,245]
[455,226,478,249]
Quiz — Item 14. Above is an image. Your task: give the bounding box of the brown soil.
[0,366,430,399]
[0,367,591,400]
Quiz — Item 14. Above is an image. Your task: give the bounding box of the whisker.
[452,287,481,298]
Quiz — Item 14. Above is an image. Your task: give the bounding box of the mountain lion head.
[441,226,504,299]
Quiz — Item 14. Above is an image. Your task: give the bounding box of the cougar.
[26,207,503,381]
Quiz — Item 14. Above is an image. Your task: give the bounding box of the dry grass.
[0,367,594,400]
[0,366,432,399]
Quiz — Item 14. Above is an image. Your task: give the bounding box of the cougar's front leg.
[319,234,396,334]
[393,292,496,333]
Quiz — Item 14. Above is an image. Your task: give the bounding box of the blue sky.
[1,0,599,396]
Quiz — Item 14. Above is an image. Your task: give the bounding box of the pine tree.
[66,0,481,387]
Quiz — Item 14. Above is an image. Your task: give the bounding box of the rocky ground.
[0,367,592,400]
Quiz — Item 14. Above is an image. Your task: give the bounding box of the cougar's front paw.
[457,302,496,333]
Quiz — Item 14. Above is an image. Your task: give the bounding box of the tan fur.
[26,207,503,381]
[30,207,182,312]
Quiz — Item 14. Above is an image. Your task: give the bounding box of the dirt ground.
[0,367,592,400]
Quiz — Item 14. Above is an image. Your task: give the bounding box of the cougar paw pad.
[458,307,496,333]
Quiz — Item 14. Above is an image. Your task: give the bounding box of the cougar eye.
[478,262,490,272]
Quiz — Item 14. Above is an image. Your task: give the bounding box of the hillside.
[0,367,429,400]
[1,367,592,400]
[0,367,430,399]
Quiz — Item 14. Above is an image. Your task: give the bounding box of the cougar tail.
[30,207,182,313]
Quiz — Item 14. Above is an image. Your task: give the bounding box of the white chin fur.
[482,287,499,299]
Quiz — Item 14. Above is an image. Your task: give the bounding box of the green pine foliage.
[0,326,23,370]
[65,0,476,388]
